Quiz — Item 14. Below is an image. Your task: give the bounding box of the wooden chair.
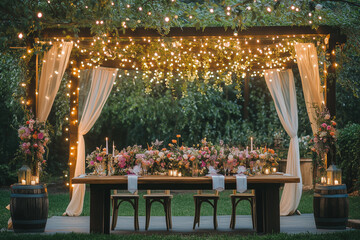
[229,189,256,230]
[111,190,139,231]
[143,190,173,230]
[193,190,220,230]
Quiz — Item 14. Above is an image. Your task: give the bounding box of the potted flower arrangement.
[18,114,50,179]
[309,107,337,177]
[11,113,50,233]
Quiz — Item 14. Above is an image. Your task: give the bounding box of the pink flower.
[327,126,331,130]
[201,161,206,168]
[38,132,44,140]
[321,123,327,128]
[96,156,103,161]
[90,161,94,165]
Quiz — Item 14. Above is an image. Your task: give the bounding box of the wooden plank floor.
[44,214,350,234]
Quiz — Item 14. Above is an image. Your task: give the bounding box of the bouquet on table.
[259,147,279,168]
[86,147,109,175]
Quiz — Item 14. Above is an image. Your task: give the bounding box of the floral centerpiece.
[113,145,142,175]
[259,147,279,170]
[18,114,50,176]
[86,147,109,175]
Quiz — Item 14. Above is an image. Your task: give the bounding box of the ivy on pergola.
[16,25,345,197]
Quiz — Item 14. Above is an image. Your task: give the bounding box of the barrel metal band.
[12,185,45,190]
[13,219,47,224]
[11,193,47,198]
[314,193,348,198]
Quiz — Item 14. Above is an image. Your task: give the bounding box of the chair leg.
[168,198,172,229]
[111,199,119,231]
[164,199,169,231]
[230,197,236,229]
[134,198,139,231]
[251,198,256,230]
[145,199,151,230]
[197,199,202,227]
[213,199,218,230]
[193,198,197,230]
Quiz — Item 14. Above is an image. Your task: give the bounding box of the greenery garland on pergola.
[1,0,356,196]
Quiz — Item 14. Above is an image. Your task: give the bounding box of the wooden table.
[72,175,299,234]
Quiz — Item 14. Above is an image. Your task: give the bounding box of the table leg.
[255,186,264,233]
[90,184,111,234]
[255,184,280,234]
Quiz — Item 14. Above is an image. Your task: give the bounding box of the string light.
[18,33,23,39]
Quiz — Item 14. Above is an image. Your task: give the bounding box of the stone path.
[44,214,350,234]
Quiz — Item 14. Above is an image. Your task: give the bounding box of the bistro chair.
[111,190,139,231]
[193,190,220,230]
[229,189,256,230]
[143,190,173,231]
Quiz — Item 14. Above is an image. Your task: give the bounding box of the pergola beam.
[40,26,346,40]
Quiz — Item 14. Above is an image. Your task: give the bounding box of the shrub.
[337,123,360,192]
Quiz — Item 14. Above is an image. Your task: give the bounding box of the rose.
[324,114,330,120]
[327,126,331,131]
[96,156,103,161]
[38,132,44,140]
[90,160,95,165]
[321,123,327,128]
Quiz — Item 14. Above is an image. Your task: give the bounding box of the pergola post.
[68,61,80,199]
[243,73,250,120]
[325,32,340,167]
[25,36,37,115]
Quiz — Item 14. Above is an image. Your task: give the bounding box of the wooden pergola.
[25,25,346,197]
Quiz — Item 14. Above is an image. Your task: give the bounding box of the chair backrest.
[147,190,170,195]
[232,189,255,195]
[197,190,219,196]
[113,189,138,195]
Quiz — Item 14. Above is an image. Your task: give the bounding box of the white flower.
[183,154,188,160]
[158,152,164,158]
[324,114,330,120]
[228,154,234,161]
[315,4,322,10]
[320,131,327,137]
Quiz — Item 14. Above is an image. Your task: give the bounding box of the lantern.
[326,164,342,185]
[18,165,31,185]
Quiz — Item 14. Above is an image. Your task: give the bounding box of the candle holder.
[271,167,277,173]
[18,165,31,185]
[264,168,270,175]
[326,164,342,185]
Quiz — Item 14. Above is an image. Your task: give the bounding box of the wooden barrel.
[10,184,49,233]
[313,184,348,229]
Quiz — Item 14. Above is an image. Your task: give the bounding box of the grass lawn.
[1,188,359,239]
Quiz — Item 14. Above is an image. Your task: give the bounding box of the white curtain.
[295,43,324,134]
[264,69,302,216]
[36,42,73,122]
[65,67,118,216]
